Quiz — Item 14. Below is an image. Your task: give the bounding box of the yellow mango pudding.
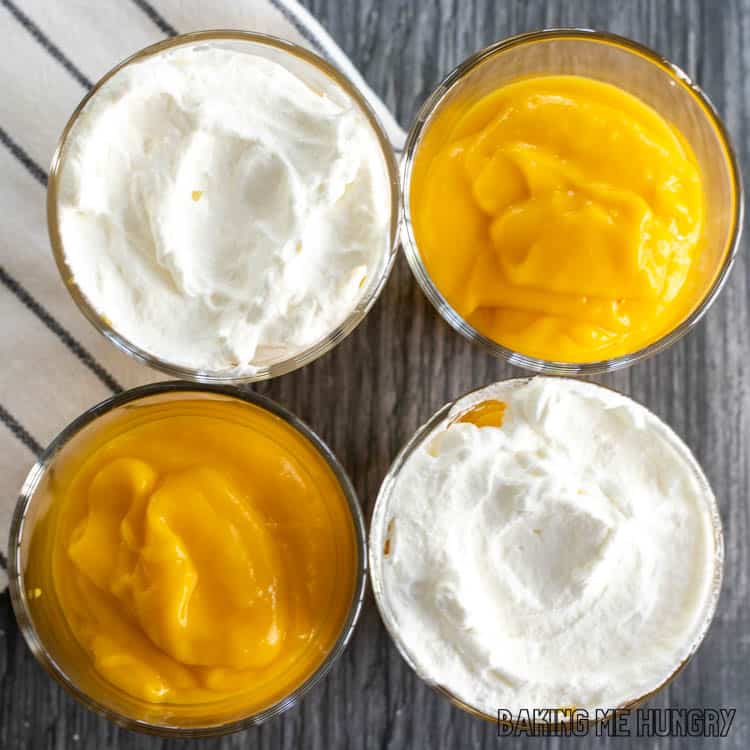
[10,385,364,734]
[405,33,741,369]
[410,74,708,362]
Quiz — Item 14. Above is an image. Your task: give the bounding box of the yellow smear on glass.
[455,399,506,428]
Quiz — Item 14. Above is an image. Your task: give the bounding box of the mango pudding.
[410,75,710,362]
[22,392,360,725]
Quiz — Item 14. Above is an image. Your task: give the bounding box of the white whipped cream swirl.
[376,377,719,715]
[57,45,391,372]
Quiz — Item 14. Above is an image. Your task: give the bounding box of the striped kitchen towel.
[0,0,406,588]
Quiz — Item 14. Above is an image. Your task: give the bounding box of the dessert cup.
[8,382,367,737]
[47,31,400,383]
[369,377,724,726]
[400,29,743,375]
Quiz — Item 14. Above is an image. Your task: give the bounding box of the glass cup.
[8,382,367,737]
[47,30,400,383]
[400,29,743,376]
[369,377,724,726]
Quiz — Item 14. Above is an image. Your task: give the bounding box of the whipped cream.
[376,377,719,715]
[57,44,391,373]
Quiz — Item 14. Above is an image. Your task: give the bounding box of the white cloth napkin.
[0,0,406,588]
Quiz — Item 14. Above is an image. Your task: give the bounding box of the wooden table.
[1,1,747,747]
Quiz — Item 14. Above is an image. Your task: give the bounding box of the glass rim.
[46,29,401,384]
[400,27,744,376]
[369,376,725,725]
[7,380,368,738]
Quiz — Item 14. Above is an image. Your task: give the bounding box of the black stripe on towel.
[0,127,47,188]
[132,0,328,60]
[0,405,41,573]
[130,0,178,38]
[0,404,43,457]
[0,266,124,394]
[0,0,93,89]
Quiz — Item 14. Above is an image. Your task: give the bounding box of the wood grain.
[1,1,747,748]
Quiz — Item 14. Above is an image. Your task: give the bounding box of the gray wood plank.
[0,0,747,748]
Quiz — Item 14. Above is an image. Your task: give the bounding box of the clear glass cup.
[8,382,367,737]
[47,30,400,384]
[369,377,724,726]
[400,29,743,376]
